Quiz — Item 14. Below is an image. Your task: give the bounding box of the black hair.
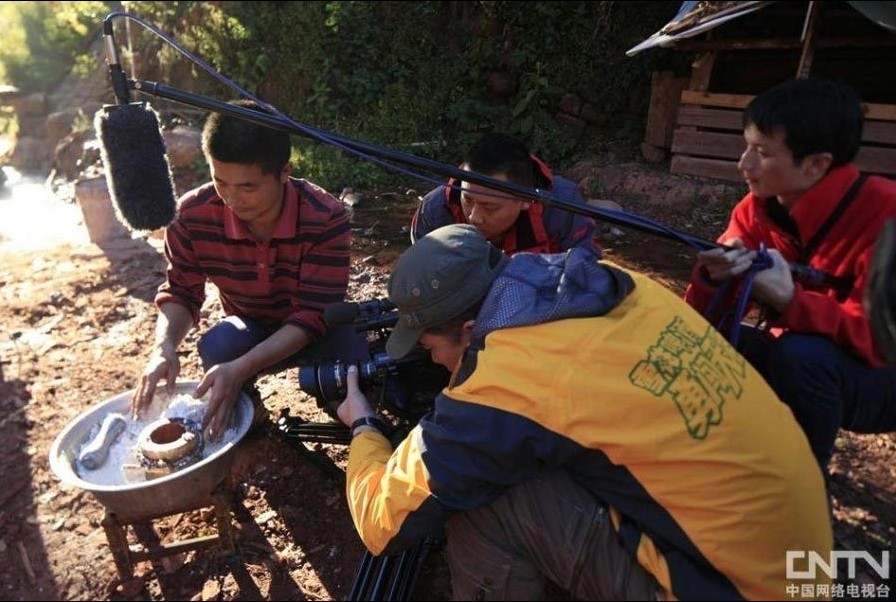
[465,132,535,188]
[201,100,292,175]
[743,78,864,168]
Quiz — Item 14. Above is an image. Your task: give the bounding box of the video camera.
[277,298,449,601]
[277,297,449,449]
[295,298,448,426]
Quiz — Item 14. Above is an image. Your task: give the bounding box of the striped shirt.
[156,178,351,339]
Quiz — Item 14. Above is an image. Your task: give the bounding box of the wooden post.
[689,51,718,92]
[642,71,688,160]
[796,1,822,78]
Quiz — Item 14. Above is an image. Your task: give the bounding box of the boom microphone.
[95,15,176,231]
[94,103,177,231]
[102,14,131,107]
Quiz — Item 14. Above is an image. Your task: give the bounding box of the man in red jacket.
[685,78,896,468]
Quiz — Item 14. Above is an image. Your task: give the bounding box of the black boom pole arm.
[128,79,854,293]
[130,79,713,246]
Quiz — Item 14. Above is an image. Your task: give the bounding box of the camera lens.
[298,361,346,404]
[298,360,381,405]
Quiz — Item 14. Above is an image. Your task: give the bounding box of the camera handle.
[276,412,351,480]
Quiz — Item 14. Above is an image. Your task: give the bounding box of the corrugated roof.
[627,0,896,56]
[627,1,773,56]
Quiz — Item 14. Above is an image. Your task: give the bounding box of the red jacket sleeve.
[777,250,883,366]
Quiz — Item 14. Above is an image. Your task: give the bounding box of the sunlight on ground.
[0,166,89,251]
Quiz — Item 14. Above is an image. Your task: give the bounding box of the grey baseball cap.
[386,224,507,359]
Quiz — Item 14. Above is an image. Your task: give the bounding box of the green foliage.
[0,2,111,93]
[293,2,677,188]
[122,1,264,93]
[10,1,677,190]
[212,1,675,189]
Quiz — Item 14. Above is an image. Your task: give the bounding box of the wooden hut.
[630,1,896,181]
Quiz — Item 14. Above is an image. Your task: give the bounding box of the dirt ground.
[0,173,893,601]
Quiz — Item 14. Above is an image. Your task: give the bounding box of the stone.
[74,176,129,244]
[163,128,201,168]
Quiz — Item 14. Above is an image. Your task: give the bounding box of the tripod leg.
[348,539,432,601]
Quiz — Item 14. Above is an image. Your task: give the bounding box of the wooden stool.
[100,486,235,580]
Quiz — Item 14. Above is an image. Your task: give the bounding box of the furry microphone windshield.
[94,102,177,231]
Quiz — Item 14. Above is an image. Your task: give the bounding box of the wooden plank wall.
[670,91,896,182]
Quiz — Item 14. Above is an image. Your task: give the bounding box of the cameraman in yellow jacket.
[337,224,831,600]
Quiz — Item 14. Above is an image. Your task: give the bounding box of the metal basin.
[49,382,253,521]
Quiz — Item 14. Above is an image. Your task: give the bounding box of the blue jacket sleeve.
[548,177,599,253]
[411,186,454,244]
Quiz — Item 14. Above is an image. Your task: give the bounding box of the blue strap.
[704,245,774,347]
[704,278,734,334]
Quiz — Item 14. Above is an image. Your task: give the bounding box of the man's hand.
[697,238,757,283]
[750,248,795,313]
[197,361,249,442]
[337,365,376,428]
[131,343,180,419]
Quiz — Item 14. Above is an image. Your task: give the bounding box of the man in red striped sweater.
[130,100,351,439]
